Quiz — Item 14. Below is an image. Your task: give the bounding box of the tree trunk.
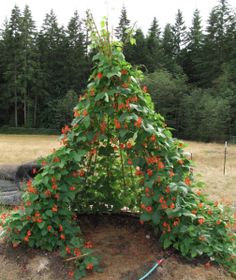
[24,90,27,127]
[33,95,37,127]
[14,65,18,128]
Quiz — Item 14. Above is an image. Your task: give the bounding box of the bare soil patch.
[0,214,234,280]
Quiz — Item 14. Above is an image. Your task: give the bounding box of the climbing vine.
[1,16,236,279]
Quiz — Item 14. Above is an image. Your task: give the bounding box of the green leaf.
[37,221,45,229]
[45,210,53,217]
[140,212,151,222]
[83,116,90,128]
[151,210,160,225]
[163,238,172,249]
[72,150,87,161]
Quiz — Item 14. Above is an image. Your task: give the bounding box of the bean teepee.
[2,17,235,279]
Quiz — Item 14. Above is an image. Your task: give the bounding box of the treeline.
[0,0,236,141]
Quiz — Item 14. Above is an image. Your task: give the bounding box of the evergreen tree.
[172,9,187,62]
[183,9,204,84]
[18,5,37,127]
[125,28,148,70]
[65,11,89,93]
[146,17,164,72]
[115,6,130,43]
[201,0,235,86]
[1,6,22,127]
[162,23,182,74]
[37,10,67,127]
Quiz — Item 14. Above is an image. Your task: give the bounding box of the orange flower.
[142,85,148,93]
[24,236,29,242]
[85,241,93,248]
[90,88,95,96]
[52,205,58,212]
[35,212,41,217]
[169,170,175,177]
[207,210,213,215]
[126,142,132,149]
[82,110,88,116]
[121,69,128,75]
[27,230,31,236]
[97,72,103,79]
[119,143,125,150]
[214,201,219,207]
[52,184,57,190]
[134,117,142,128]
[53,157,60,163]
[69,186,76,191]
[60,234,65,240]
[184,177,191,186]
[47,225,52,231]
[198,218,205,225]
[146,206,153,213]
[74,248,81,257]
[158,161,164,169]
[216,220,221,225]
[150,135,156,142]
[122,82,129,88]
[86,263,94,270]
[127,159,132,165]
[198,203,203,208]
[59,224,63,232]
[199,235,205,241]
[44,190,51,197]
[79,170,85,177]
[177,159,184,165]
[74,110,80,117]
[196,190,201,196]
[169,203,175,209]
[147,169,153,176]
[100,121,107,133]
[204,261,211,269]
[66,247,71,254]
[165,186,170,193]
[61,125,70,134]
[114,118,121,129]
[68,271,74,278]
[25,201,31,207]
[32,168,37,174]
[163,222,168,227]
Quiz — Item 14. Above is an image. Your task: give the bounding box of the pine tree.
[172,9,187,60]
[37,10,67,127]
[18,5,37,127]
[146,17,164,72]
[65,11,88,93]
[1,6,22,127]
[124,28,148,70]
[115,6,130,43]
[162,23,180,73]
[184,9,204,84]
[202,0,235,86]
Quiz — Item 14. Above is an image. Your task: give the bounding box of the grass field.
[0,134,235,204]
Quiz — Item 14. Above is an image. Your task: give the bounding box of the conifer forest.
[0,0,236,142]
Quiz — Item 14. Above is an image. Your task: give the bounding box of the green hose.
[138,259,164,280]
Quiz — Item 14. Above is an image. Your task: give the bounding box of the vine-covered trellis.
[2,16,235,279]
